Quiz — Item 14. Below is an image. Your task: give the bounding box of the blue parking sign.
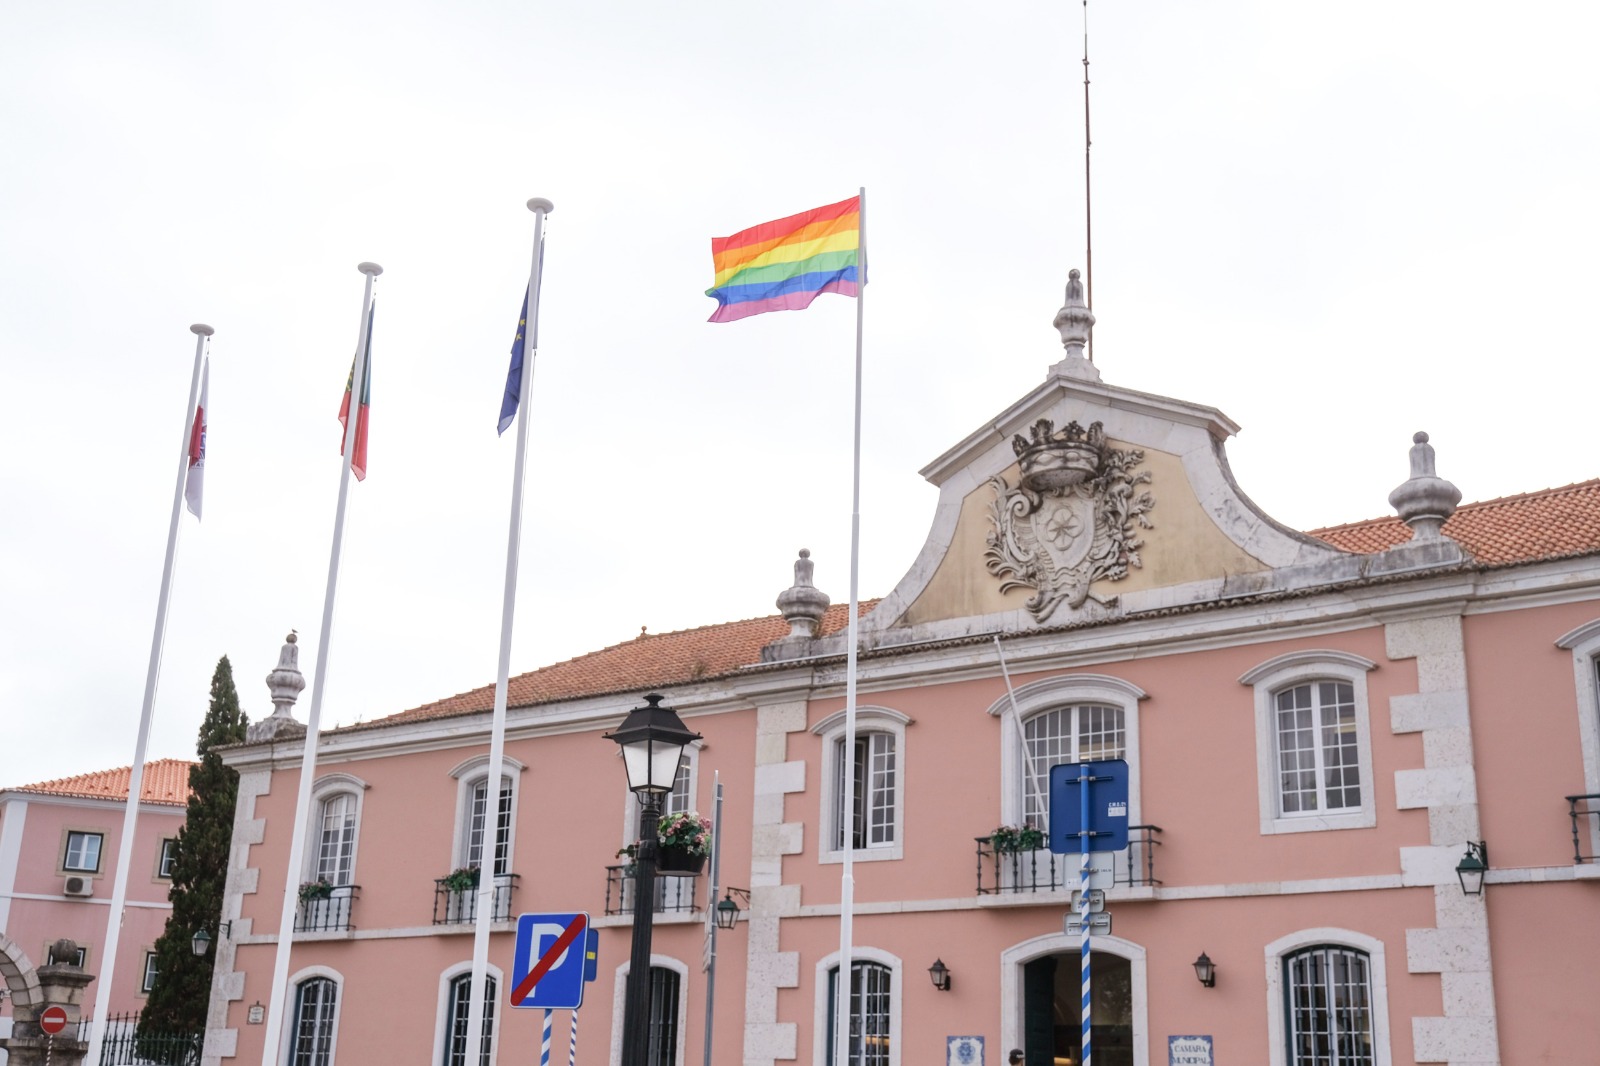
[511,912,590,1009]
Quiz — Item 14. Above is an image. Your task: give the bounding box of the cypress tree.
[140,655,248,1042]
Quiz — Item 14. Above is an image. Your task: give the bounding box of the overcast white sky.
[2,1,1596,789]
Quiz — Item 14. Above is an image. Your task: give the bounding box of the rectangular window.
[832,733,896,850]
[47,943,87,967]
[315,794,356,885]
[1276,682,1360,815]
[64,831,103,873]
[466,780,513,876]
[158,838,177,879]
[1022,706,1126,830]
[142,951,159,993]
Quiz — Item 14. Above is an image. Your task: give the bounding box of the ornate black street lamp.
[606,693,701,1066]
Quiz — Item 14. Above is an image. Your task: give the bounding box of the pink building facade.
[0,760,191,1038]
[205,298,1600,1066]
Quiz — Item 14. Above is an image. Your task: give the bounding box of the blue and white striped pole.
[568,1009,580,1066]
[1079,767,1092,1066]
[541,1008,554,1066]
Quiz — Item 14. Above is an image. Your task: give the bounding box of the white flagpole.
[834,186,866,1066]
[84,323,211,1066]
[258,262,380,1065]
[465,197,553,1052]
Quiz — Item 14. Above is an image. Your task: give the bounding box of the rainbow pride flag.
[705,195,861,323]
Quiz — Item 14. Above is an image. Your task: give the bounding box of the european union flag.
[498,290,528,436]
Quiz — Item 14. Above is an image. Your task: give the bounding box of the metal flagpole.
[464,196,554,1054]
[84,323,211,1066]
[993,637,1048,829]
[701,774,724,1066]
[258,262,380,1065]
[834,185,867,1066]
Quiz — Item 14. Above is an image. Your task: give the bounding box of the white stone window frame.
[448,756,525,877]
[304,773,369,887]
[432,960,504,1066]
[1240,651,1378,835]
[998,931,1148,1066]
[619,742,702,854]
[811,946,902,1066]
[608,954,688,1066]
[280,965,344,1066]
[988,674,1147,836]
[814,707,910,864]
[1556,619,1600,860]
[1263,928,1392,1066]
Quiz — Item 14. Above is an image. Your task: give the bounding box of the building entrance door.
[1021,951,1133,1066]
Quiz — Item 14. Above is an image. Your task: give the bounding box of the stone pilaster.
[201,765,271,1065]
[1387,615,1499,1065]
[743,699,809,1066]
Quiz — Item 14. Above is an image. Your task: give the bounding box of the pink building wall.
[0,790,183,1019]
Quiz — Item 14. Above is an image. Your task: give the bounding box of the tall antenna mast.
[1083,0,1094,362]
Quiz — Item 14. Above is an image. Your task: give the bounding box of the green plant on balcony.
[441,866,480,893]
[657,811,713,857]
[298,877,333,903]
[989,825,1045,853]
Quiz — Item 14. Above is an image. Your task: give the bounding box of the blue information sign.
[1048,759,1130,853]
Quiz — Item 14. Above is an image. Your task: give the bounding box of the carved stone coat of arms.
[984,419,1155,622]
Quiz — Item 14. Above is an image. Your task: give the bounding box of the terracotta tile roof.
[10,758,194,806]
[362,601,878,730]
[358,481,1600,734]
[1309,479,1600,565]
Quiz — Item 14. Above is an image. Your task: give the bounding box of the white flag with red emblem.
[184,358,208,519]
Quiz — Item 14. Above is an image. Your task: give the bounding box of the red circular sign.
[39,1005,68,1035]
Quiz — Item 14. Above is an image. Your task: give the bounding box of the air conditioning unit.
[63,875,94,897]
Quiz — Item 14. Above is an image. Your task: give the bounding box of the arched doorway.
[1000,934,1148,1066]
[1022,952,1133,1066]
[0,933,42,1020]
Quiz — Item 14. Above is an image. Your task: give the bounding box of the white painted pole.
[701,774,724,1066]
[465,197,553,1054]
[258,263,379,1065]
[84,323,210,1066]
[994,637,1047,826]
[834,186,866,1066]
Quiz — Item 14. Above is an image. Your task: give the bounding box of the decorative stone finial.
[1050,269,1101,382]
[248,630,308,743]
[776,549,831,639]
[1387,431,1461,541]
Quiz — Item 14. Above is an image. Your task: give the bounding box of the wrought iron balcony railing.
[296,885,359,933]
[1566,793,1600,863]
[975,825,1162,895]
[604,864,699,917]
[433,872,519,925]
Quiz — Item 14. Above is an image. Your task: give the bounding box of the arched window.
[462,775,514,876]
[1020,703,1125,830]
[442,972,496,1066]
[645,966,682,1066]
[827,961,893,1066]
[1283,946,1375,1066]
[1264,929,1391,1066]
[289,977,338,1066]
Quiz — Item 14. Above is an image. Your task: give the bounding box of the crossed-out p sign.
[511,912,589,1010]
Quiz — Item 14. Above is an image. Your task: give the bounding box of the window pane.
[1276,683,1362,817]
[466,778,513,876]
[1024,706,1126,831]
[1285,946,1373,1066]
[316,794,356,885]
[829,962,892,1066]
[65,831,102,872]
[291,978,338,1066]
[443,974,496,1066]
[142,952,159,992]
[835,733,897,850]
[647,967,680,1066]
